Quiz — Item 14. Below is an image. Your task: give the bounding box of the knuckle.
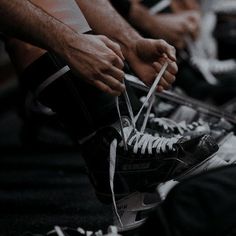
[116,43,122,51]
[103,60,112,70]
[158,39,166,45]
[171,45,176,52]
[111,55,124,68]
[98,35,107,41]
[112,41,121,49]
[94,69,103,78]
[162,82,171,89]
[112,79,120,88]
[103,86,111,94]
[120,70,125,78]
[173,63,178,73]
[160,83,168,89]
[109,54,118,62]
[116,72,124,82]
[154,63,161,70]
[169,62,178,72]
[168,75,176,83]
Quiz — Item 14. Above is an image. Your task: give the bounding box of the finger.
[167,61,178,75]
[159,77,172,90]
[104,50,124,70]
[107,66,125,82]
[153,61,178,76]
[157,85,164,93]
[93,80,121,96]
[153,63,175,88]
[163,70,176,85]
[110,54,125,70]
[99,35,125,61]
[157,39,177,62]
[151,62,174,89]
[187,22,199,39]
[99,73,125,93]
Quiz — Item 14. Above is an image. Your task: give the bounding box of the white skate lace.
[185,36,218,85]
[137,86,202,135]
[109,62,182,228]
[149,117,201,135]
[191,57,236,75]
[120,127,178,154]
[51,225,120,236]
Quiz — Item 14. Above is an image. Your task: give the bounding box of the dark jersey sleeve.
[110,0,131,18]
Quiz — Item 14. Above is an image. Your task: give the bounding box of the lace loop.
[54,226,65,236]
[110,63,170,229]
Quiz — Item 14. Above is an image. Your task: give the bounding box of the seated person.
[5,0,218,231]
[111,0,200,50]
[111,0,236,105]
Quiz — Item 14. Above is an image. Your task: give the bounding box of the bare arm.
[0,0,74,55]
[76,0,141,54]
[171,0,200,12]
[128,2,200,49]
[0,0,125,96]
[76,0,178,91]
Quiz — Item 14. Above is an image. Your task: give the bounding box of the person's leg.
[20,52,95,140]
[4,0,134,140]
[6,41,142,144]
[6,1,220,232]
[140,165,236,236]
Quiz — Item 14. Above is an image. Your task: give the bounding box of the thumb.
[157,39,177,62]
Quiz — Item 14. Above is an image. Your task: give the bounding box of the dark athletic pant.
[20,52,141,140]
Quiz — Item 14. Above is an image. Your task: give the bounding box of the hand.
[152,12,201,49]
[62,33,125,96]
[124,38,178,92]
[171,0,200,12]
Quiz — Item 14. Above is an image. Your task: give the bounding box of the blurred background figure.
[110,0,236,105]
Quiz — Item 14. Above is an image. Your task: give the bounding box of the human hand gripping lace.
[110,62,173,229]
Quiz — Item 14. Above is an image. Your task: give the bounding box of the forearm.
[0,0,78,57]
[129,2,158,37]
[76,0,142,56]
[76,0,177,90]
[171,0,200,12]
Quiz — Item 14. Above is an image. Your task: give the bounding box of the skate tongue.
[112,117,134,140]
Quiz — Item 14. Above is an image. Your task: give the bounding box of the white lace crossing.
[126,129,178,155]
[134,63,168,125]
[52,225,118,236]
[150,117,201,135]
[54,226,65,236]
[110,62,178,229]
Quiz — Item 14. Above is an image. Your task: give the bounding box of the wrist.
[129,2,156,36]
[52,27,83,62]
[119,30,142,61]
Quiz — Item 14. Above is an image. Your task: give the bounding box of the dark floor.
[0,43,113,236]
[0,109,113,236]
